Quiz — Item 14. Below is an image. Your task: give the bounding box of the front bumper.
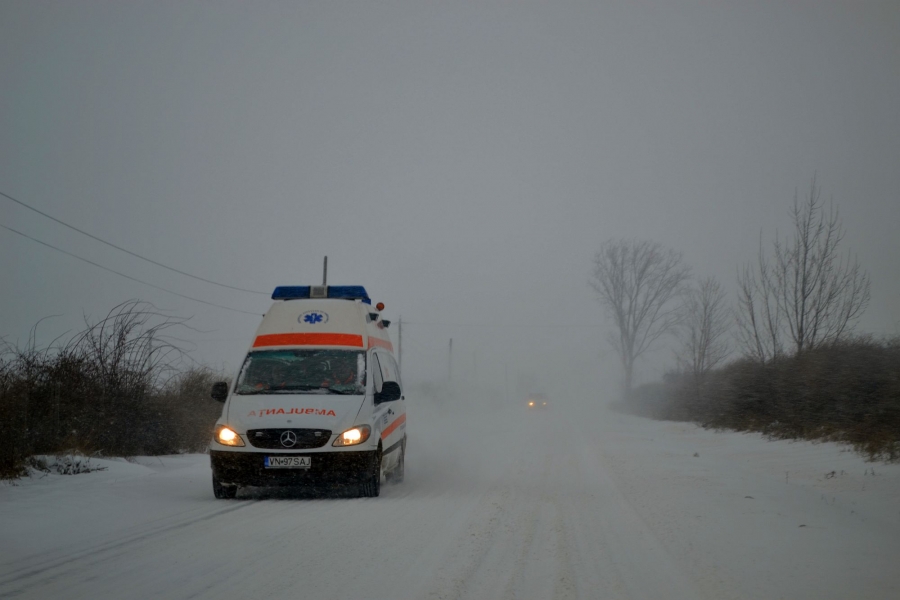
[210,450,376,487]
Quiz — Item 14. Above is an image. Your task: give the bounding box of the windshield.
[234,349,366,395]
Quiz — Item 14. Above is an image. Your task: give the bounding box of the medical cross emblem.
[300,311,328,325]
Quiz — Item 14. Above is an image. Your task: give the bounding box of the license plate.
[265,456,311,469]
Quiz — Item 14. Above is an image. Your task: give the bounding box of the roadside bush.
[145,368,225,455]
[0,302,226,479]
[616,380,684,421]
[618,337,900,462]
[51,453,105,475]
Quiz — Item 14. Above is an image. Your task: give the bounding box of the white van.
[209,285,406,498]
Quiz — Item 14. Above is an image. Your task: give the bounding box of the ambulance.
[209,285,406,498]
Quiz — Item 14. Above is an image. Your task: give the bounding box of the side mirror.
[374,381,401,404]
[211,381,229,402]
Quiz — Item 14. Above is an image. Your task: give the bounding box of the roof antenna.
[322,256,328,286]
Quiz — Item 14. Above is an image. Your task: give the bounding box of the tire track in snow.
[549,490,578,600]
[498,498,542,599]
[546,412,711,600]
[419,415,575,600]
[0,500,256,594]
[422,486,514,600]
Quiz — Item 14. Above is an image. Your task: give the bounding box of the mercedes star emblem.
[280,430,298,448]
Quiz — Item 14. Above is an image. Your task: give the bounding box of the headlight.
[332,425,371,447]
[215,425,245,447]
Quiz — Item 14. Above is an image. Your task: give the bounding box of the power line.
[400,320,604,329]
[0,190,266,295]
[1,224,262,316]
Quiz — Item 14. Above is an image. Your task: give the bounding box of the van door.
[372,351,406,466]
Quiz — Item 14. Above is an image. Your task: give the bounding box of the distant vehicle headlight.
[528,401,535,407]
[215,425,245,447]
[332,425,371,447]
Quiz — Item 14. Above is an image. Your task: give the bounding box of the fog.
[2,1,899,392]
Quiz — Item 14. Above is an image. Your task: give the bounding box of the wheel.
[385,437,405,484]
[212,475,238,499]
[359,446,382,498]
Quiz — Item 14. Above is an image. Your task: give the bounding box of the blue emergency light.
[271,286,371,304]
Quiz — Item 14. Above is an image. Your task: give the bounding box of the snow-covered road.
[2,397,899,599]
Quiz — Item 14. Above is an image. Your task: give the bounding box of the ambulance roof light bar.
[271,286,371,304]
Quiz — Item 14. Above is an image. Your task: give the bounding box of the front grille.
[247,428,332,449]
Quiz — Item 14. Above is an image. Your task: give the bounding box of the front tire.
[213,475,238,499]
[359,446,382,497]
[385,437,405,484]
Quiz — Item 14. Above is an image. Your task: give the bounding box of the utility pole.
[505,364,509,406]
[322,256,328,285]
[448,338,453,384]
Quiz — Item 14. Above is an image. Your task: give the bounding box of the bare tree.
[676,276,731,390]
[736,240,785,362]
[590,240,691,398]
[736,177,870,361]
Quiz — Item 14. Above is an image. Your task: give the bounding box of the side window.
[379,352,394,383]
[384,355,402,389]
[371,353,384,393]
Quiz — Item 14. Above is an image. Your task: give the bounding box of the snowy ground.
[2,395,899,599]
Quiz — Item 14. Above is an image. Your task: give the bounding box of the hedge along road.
[1,393,899,600]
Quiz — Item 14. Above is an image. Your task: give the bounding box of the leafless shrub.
[44,452,108,475]
[0,302,225,479]
[635,337,900,462]
[55,301,192,455]
[148,367,226,454]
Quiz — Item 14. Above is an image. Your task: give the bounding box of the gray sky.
[2,0,898,388]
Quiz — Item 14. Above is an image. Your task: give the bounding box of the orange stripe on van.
[381,413,406,439]
[252,333,364,348]
[368,337,393,351]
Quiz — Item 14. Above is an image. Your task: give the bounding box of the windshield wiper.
[236,384,360,395]
[278,384,362,394]
[236,384,323,395]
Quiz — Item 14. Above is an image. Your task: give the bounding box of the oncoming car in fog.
[526,393,548,409]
